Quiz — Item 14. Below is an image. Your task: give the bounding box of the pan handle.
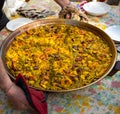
[108,61,120,76]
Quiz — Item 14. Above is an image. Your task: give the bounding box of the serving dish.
[0,19,118,92]
[83,2,111,16]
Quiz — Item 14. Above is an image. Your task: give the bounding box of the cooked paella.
[5,24,112,90]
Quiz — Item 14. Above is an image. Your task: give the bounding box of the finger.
[65,13,71,19]
[20,104,38,114]
[15,103,33,111]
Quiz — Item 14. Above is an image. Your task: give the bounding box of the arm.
[54,0,70,8]
[0,57,13,93]
[0,57,34,111]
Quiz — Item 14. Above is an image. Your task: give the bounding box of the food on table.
[5,24,112,91]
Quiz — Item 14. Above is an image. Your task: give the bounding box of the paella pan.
[0,19,117,92]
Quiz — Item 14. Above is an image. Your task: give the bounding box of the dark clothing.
[0,0,9,31]
[0,12,9,31]
[107,0,120,5]
[0,0,5,17]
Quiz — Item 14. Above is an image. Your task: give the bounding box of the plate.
[6,18,33,31]
[105,25,120,42]
[83,2,111,16]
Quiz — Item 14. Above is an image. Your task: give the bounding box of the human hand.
[0,57,32,111]
[5,83,37,113]
[59,3,88,22]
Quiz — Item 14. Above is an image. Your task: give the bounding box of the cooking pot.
[0,19,120,92]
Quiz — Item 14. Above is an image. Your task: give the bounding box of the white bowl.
[83,2,111,16]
